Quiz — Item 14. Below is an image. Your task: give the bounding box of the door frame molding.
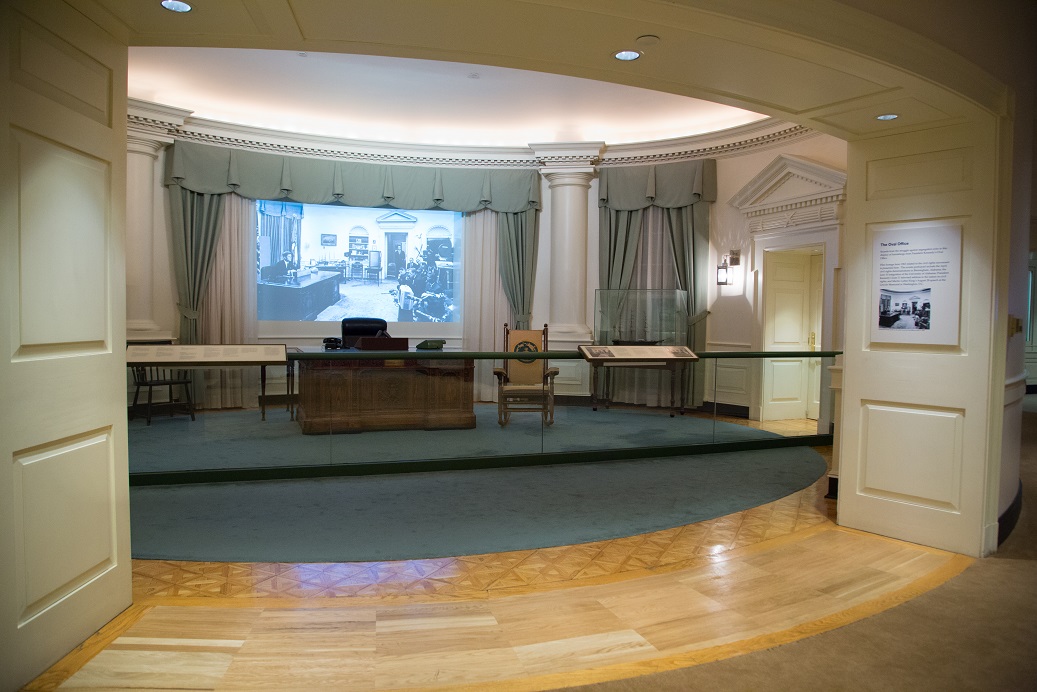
[750,228,839,430]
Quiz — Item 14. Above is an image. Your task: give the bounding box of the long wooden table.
[126,344,289,420]
[295,353,475,434]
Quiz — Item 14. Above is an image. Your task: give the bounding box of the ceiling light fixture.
[160,0,192,12]
[875,113,899,121]
[613,50,641,61]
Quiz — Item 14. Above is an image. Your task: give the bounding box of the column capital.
[127,135,168,158]
[541,168,596,187]
[529,141,605,169]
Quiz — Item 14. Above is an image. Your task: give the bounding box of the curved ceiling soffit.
[86,0,1005,142]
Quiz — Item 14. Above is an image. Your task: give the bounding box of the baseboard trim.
[700,401,751,417]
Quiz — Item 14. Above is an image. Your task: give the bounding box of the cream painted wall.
[709,134,847,352]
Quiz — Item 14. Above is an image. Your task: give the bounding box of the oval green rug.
[130,447,826,563]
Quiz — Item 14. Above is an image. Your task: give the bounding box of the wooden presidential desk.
[258,271,340,321]
[294,350,475,434]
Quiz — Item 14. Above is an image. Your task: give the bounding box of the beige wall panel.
[552,358,587,395]
[13,430,116,625]
[840,118,998,556]
[14,130,109,351]
[714,361,750,401]
[10,16,111,126]
[860,403,963,509]
[866,148,973,201]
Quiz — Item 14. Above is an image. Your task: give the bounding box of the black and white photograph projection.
[877,288,931,330]
[256,201,462,323]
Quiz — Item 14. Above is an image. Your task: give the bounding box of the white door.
[761,250,815,420]
[0,3,130,689]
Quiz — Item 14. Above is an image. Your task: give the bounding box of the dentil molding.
[128,98,819,169]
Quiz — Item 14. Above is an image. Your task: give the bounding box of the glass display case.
[593,289,689,346]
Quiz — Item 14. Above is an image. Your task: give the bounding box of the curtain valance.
[165,140,541,213]
[598,159,716,211]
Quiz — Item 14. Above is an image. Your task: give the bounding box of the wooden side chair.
[130,367,195,425]
[493,323,559,426]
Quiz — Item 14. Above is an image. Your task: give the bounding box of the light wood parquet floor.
[27,436,972,691]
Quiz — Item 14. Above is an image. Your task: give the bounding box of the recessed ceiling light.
[297,52,308,57]
[613,50,641,61]
[875,113,899,121]
[160,0,192,12]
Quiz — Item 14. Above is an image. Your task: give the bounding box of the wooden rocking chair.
[493,323,559,426]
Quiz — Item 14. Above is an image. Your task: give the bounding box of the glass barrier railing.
[127,350,840,485]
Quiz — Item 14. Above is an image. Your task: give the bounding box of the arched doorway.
[2,1,1025,687]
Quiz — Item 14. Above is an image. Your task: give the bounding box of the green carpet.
[128,404,784,474]
[129,447,827,562]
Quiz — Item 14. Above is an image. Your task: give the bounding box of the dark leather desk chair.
[341,317,389,348]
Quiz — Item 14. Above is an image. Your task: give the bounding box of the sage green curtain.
[497,209,538,329]
[168,186,227,345]
[598,159,715,290]
[165,140,540,213]
[599,160,716,406]
[165,140,542,338]
[599,209,645,293]
[665,203,710,406]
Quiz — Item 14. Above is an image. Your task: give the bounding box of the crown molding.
[530,141,605,167]
[597,119,818,166]
[127,98,193,143]
[125,100,820,169]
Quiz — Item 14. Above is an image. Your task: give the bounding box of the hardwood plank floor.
[25,444,973,691]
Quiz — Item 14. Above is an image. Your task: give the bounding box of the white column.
[532,142,603,342]
[542,169,593,337]
[126,136,164,336]
[125,99,191,341]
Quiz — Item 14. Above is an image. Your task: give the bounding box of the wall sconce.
[717,255,731,285]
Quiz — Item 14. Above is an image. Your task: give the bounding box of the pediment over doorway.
[729,154,846,234]
[730,154,846,216]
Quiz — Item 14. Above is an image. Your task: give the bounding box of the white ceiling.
[128,47,768,147]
